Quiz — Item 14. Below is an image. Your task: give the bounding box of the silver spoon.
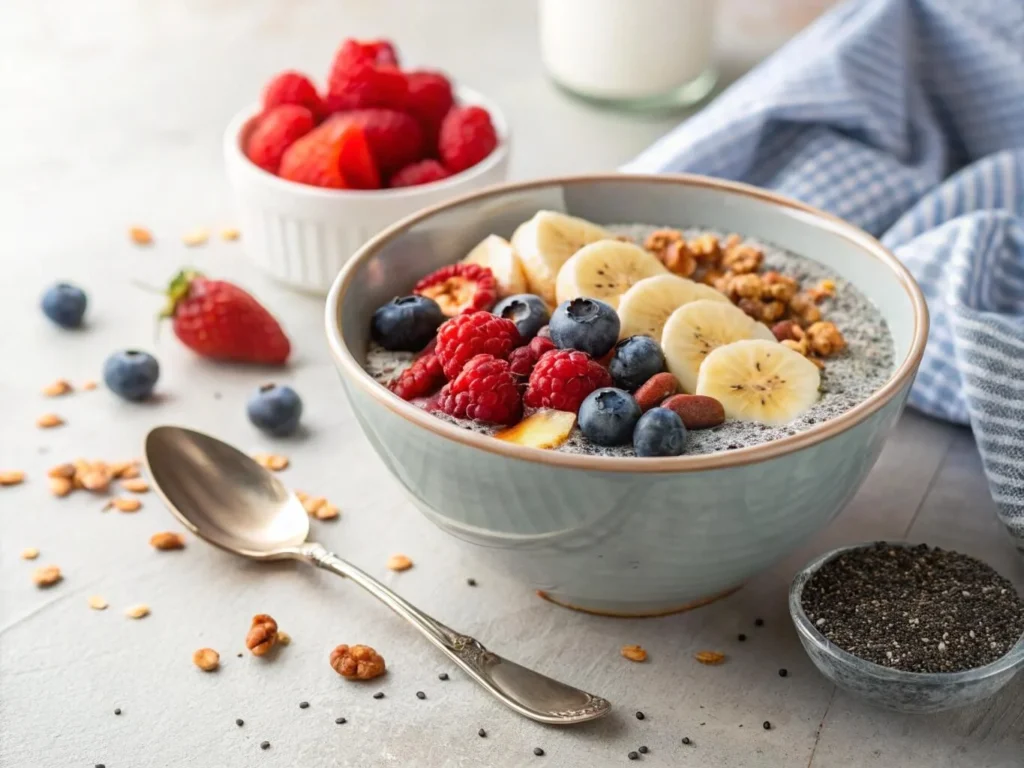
[144,425,611,725]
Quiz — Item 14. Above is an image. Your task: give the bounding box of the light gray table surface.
[1,1,1022,767]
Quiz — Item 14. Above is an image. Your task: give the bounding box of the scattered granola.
[695,651,727,665]
[48,463,75,479]
[806,321,847,357]
[49,477,73,497]
[42,379,73,397]
[300,494,340,520]
[120,478,149,493]
[81,379,99,391]
[253,453,289,471]
[277,631,292,646]
[36,413,64,429]
[193,648,220,672]
[88,595,109,610]
[20,547,39,560]
[125,604,150,619]
[32,565,62,587]
[109,497,142,513]
[129,226,154,245]
[330,644,386,680]
[220,227,241,241]
[386,554,413,572]
[182,228,210,247]
[246,614,279,656]
[621,644,648,662]
[149,531,185,550]
[0,470,26,486]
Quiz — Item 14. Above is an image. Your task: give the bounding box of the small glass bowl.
[789,542,1024,714]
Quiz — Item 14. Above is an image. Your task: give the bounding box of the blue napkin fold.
[623,0,1024,546]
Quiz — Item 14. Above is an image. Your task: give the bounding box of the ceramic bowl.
[224,86,510,295]
[325,175,929,617]
[790,542,1024,713]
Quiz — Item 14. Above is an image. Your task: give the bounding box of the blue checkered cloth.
[623,0,1024,546]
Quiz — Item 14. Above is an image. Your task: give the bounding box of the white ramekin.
[224,86,511,295]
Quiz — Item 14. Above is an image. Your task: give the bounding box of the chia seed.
[336,717,347,725]
[478,728,486,737]
[628,752,639,760]
[754,618,764,627]
[299,701,309,709]
[416,691,426,700]
[113,708,121,716]
[438,672,449,681]
[634,711,645,720]
[533,747,545,756]
[763,721,771,730]
[467,578,477,586]
[738,634,747,642]
[373,692,385,699]
[235,719,244,727]
[778,668,788,677]
[801,543,1024,673]
[260,741,270,750]
[638,745,649,754]
[682,737,692,745]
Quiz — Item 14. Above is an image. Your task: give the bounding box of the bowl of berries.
[225,37,509,295]
[325,175,928,616]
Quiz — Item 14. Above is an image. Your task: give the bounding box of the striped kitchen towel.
[623,0,1024,546]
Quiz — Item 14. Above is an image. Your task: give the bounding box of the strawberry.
[278,122,348,188]
[324,110,423,175]
[162,270,291,365]
[262,71,324,119]
[246,105,316,174]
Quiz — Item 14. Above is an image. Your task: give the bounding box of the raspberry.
[437,354,522,425]
[404,71,454,143]
[390,160,450,188]
[389,353,445,401]
[322,110,423,175]
[435,312,520,379]
[439,106,499,174]
[325,52,407,113]
[262,71,324,119]
[331,39,400,70]
[508,336,556,378]
[414,263,498,317]
[524,349,612,413]
[278,122,347,188]
[246,105,316,174]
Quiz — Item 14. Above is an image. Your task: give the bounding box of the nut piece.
[806,321,846,357]
[695,650,727,665]
[47,463,75,479]
[807,278,837,303]
[634,372,680,412]
[761,272,799,303]
[277,631,292,646]
[220,227,241,241]
[621,644,648,662]
[788,293,822,327]
[313,503,340,521]
[42,379,73,397]
[193,648,220,672]
[150,531,185,550]
[81,379,98,391]
[121,478,149,493]
[88,595,109,610]
[36,413,64,429]
[722,243,763,274]
[386,554,413,572]
[302,496,328,515]
[182,228,210,247]
[330,644,386,680]
[125,604,150,619]
[80,466,112,492]
[129,226,153,245]
[246,614,279,656]
[644,229,696,277]
[32,565,62,587]
[111,461,141,479]
[253,453,289,472]
[20,547,40,560]
[661,394,726,430]
[49,477,73,497]
[0,470,26,486]
[688,234,722,264]
[111,497,141,513]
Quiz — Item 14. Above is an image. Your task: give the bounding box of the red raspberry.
[389,352,445,401]
[404,71,455,143]
[322,110,423,175]
[246,105,316,174]
[325,56,407,113]
[437,354,522,425]
[414,263,498,316]
[524,349,612,413]
[332,39,400,70]
[278,122,347,188]
[389,159,450,188]
[435,312,520,379]
[439,106,499,174]
[262,71,324,119]
[508,336,556,378]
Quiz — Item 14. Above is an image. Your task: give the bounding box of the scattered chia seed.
[299,701,309,709]
[237,652,243,658]
[682,737,692,745]
[533,747,545,756]
[754,618,764,627]
[478,728,486,738]
[113,708,121,716]
[763,721,771,730]
[235,719,244,727]
[638,745,649,754]
[628,752,639,760]
[778,669,788,677]
[738,634,747,642]
[467,578,477,586]
[438,673,449,681]
[260,741,270,750]
[801,543,1024,673]
[416,691,426,700]
[336,717,347,725]
[373,692,385,699]
[634,711,645,720]
[95,765,105,768]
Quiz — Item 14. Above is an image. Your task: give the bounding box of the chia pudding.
[366,218,895,457]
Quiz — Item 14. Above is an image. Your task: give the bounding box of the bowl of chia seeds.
[789,541,1024,713]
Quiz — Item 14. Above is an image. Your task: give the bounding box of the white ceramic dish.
[224,86,510,295]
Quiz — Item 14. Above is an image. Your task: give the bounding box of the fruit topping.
[371,295,445,352]
[324,110,424,176]
[247,384,303,437]
[555,240,667,309]
[549,298,620,359]
[435,311,520,379]
[247,105,317,174]
[413,263,498,317]
[333,39,400,69]
[325,54,407,112]
[103,350,160,402]
[608,336,666,392]
[578,388,642,447]
[278,121,349,188]
[388,353,446,401]
[617,273,729,343]
[633,372,680,412]
[661,394,726,430]
[464,236,528,298]
[41,282,87,329]
[633,408,688,457]
[437,354,522,425]
[493,293,550,340]
[508,335,556,378]
[495,410,576,450]
[389,159,450,188]
[511,211,612,306]
[404,70,455,142]
[523,349,612,413]
[439,105,499,174]
[262,71,324,119]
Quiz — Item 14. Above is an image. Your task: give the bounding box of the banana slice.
[555,240,668,310]
[617,274,730,342]
[462,235,527,297]
[696,339,820,425]
[662,299,776,393]
[511,211,613,305]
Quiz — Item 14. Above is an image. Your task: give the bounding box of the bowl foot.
[535,584,744,618]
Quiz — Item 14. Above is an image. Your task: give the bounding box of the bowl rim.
[789,541,1024,684]
[324,173,930,474]
[223,84,511,200]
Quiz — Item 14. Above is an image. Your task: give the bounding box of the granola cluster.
[47,459,141,498]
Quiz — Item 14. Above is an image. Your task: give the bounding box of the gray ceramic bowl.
[790,542,1024,713]
[325,175,929,617]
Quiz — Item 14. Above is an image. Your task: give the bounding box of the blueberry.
[633,407,687,457]
[102,350,159,401]
[247,384,303,436]
[549,298,620,358]
[579,388,642,446]
[371,295,444,352]
[41,282,87,329]
[493,294,549,340]
[609,336,666,391]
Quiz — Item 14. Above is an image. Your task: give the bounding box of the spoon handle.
[302,542,609,725]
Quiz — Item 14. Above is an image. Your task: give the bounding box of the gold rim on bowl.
[325,173,929,474]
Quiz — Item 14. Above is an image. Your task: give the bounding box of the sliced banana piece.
[696,339,820,426]
[555,240,668,310]
[662,299,776,393]
[617,273,730,342]
[511,211,613,305]
[462,234,527,297]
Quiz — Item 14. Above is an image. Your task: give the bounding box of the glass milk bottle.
[539,0,717,110]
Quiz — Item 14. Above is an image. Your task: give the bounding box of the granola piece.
[662,240,697,277]
[20,547,39,560]
[253,453,289,472]
[807,278,837,303]
[88,595,109,610]
[81,379,99,391]
[125,604,150,619]
[760,300,787,323]
[33,565,62,587]
[110,497,141,513]
[0,470,25,486]
[220,227,241,241]
[782,338,810,356]
[149,531,186,550]
[788,292,822,327]
[806,321,846,357]
[643,228,684,255]
[760,272,799,303]
[688,233,722,264]
[701,268,727,288]
[330,644,386,680]
[736,298,765,322]
[47,463,75,479]
[121,478,149,493]
[772,320,806,343]
[246,614,279,656]
[724,273,763,300]
[42,379,73,397]
[36,413,64,429]
[129,226,153,245]
[193,648,220,672]
[386,554,413,572]
[313,503,339,521]
[49,477,73,497]
[723,234,742,250]
[695,650,727,665]
[621,644,648,662]
[722,243,762,274]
